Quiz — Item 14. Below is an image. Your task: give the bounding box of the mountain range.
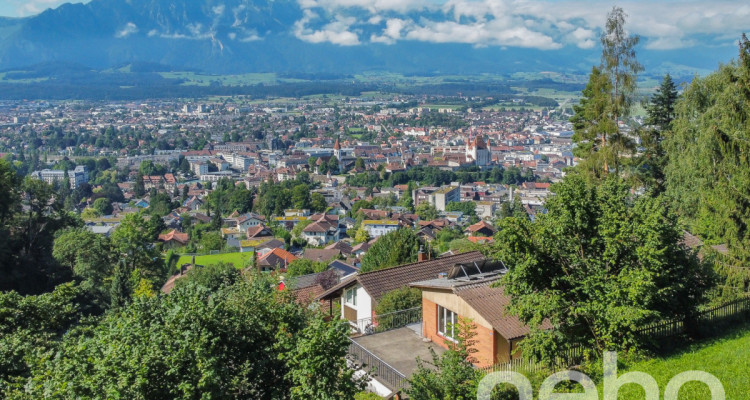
[0,0,739,76]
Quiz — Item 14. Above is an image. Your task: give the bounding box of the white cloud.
[294,11,361,45]
[116,22,138,38]
[293,0,748,50]
[370,18,407,44]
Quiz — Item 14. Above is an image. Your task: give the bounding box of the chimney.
[418,245,427,262]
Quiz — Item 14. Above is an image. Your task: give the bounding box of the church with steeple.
[466,135,490,166]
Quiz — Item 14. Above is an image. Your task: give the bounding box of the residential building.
[30,165,89,189]
[317,251,485,332]
[362,220,400,238]
[410,260,552,367]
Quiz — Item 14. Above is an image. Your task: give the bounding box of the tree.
[406,317,480,400]
[375,287,422,315]
[327,156,339,174]
[360,228,421,273]
[110,212,164,297]
[279,316,367,399]
[0,283,80,393]
[286,259,328,277]
[601,6,643,125]
[1,177,79,294]
[292,184,312,210]
[53,228,115,309]
[445,201,476,218]
[353,225,370,243]
[665,34,750,271]
[637,74,679,193]
[310,192,327,213]
[571,6,642,178]
[416,202,439,221]
[200,231,224,252]
[133,174,145,197]
[15,278,363,399]
[92,197,113,216]
[355,157,365,170]
[492,175,714,363]
[570,66,617,179]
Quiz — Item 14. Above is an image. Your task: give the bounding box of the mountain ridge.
[0,0,738,76]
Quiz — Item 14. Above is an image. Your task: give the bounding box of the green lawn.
[176,252,254,270]
[595,326,750,399]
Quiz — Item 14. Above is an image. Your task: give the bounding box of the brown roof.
[681,231,704,249]
[466,220,497,234]
[325,241,353,255]
[455,280,553,340]
[302,248,341,263]
[317,251,485,303]
[158,229,189,245]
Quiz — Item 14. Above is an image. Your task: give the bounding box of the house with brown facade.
[409,260,552,367]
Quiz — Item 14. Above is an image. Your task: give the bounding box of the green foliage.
[278,316,366,400]
[0,283,80,394]
[416,202,439,221]
[53,228,115,309]
[199,231,225,252]
[286,259,328,278]
[92,197,113,215]
[175,262,241,291]
[406,318,480,400]
[665,35,750,265]
[310,192,328,213]
[492,175,715,362]
[600,6,643,122]
[11,277,362,399]
[0,176,80,294]
[374,287,422,315]
[571,7,642,179]
[445,201,476,217]
[110,212,165,299]
[291,184,312,210]
[360,228,421,273]
[327,156,339,173]
[570,66,618,179]
[636,74,679,193]
[353,225,370,243]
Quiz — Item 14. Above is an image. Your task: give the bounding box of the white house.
[362,220,399,238]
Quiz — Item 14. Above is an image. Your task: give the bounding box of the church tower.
[333,138,341,160]
[466,135,490,166]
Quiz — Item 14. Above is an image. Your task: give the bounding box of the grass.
[593,324,750,399]
[176,252,254,270]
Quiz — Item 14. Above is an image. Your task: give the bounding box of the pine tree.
[637,74,679,193]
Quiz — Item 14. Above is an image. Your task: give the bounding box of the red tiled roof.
[158,229,189,245]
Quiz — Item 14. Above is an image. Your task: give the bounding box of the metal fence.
[482,296,750,374]
[638,296,750,338]
[353,307,422,335]
[348,338,409,391]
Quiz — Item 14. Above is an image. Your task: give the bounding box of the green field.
[176,252,254,270]
[594,326,750,399]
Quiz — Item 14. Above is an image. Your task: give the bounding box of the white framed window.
[437,305,457,341]
[345,287,357,307]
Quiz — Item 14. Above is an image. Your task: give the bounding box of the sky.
[0,0,89,18]
[0,0,747,53]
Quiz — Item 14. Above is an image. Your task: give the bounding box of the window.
[437,305,457,341]
[345,287,357,307]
